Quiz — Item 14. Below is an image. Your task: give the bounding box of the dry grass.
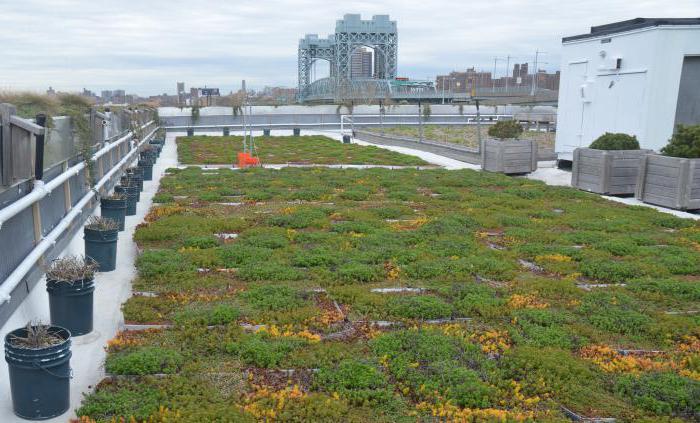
[46,255,98,282]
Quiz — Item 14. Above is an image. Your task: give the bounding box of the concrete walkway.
[0,133,178,422]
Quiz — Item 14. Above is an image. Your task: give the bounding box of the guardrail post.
[62,161,72,212]
[0,103,17,185]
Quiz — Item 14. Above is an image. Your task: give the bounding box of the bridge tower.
[297,14,397,102]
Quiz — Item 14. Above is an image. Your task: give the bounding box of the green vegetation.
[378,124,554,150]
[487,119,524,139]
[0,91,92,119]
[79,162,700,422]
[661,124,700,158]
[176,135,427,165]
[589,132,641,150]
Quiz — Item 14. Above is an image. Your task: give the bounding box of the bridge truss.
[298,14,398,102]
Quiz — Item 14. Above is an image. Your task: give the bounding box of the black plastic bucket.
[223,127,230,136]
[115,184,137,215]
[187,128,194,136]
[140,150,156,164]
[4,326,72,420]
[100,197,127,231]
[263,129,271,136]
[128,168,144,193]
[84,227,118,272]
[343,135,351,144]
[293,128,300,136]
[138,159,153,181]
[47,278,95,336]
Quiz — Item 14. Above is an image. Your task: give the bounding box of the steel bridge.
[298,14,398,102]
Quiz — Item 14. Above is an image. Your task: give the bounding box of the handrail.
[0,126,158,305]
[0,121,153,228]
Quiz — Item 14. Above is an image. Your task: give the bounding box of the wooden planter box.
[571,148,653,195]
[635,154,700,210]
[482,139,538,174]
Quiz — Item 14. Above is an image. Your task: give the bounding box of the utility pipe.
[0,126,157,305]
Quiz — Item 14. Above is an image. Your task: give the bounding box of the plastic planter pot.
[138,159,154,181]
[100,197,127,231]
[120,176,140,202]
[223,127,230,136]
[84,226,118,272]
[293,128,301,136]
[4,326,72,420]
[128,168,144,193]
[115,185,137,216]
[187,128,194,136]
[140,149,157,164]
[47,278,95,336]
[263,129,271,136]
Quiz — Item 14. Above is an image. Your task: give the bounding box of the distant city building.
[351,48,373,79]
[437,63,559,93]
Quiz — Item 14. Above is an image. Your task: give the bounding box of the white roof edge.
[562,25,700,45]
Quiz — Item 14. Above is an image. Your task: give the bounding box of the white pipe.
[0,126,157,304]
[0,121,153,228]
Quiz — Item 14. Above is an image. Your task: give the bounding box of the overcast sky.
[0,0,697,96]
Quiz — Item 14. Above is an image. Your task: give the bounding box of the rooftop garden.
[76,164,700,422]
[375,124,554,150]
[176,135,428,166]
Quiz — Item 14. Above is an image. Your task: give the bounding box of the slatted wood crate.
[481,139,538,174]
[635,154,700,210]
[571,148,653,195]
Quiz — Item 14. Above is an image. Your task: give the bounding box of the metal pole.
[418,98,423,143]
[492,58,497,91]
[505,55,511,93]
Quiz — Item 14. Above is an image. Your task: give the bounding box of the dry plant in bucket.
[106,192,126,201]
[8,321,65,349]
[85,216,119,231]
[46,255,98,283]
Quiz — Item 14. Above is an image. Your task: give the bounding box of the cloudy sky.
[0,0,697,96]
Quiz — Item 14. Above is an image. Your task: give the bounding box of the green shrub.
[589,132,640,150]
[487,120,523,139]
[105,347,183,375]
[387,295,452,320]
[615,372,699,417]
[660,125,700,158]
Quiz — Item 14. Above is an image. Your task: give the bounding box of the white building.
[555,18,700,160]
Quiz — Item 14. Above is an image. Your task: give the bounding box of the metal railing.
[0,104,158,325]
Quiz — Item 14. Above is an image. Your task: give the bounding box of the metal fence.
[0,104,157,326]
